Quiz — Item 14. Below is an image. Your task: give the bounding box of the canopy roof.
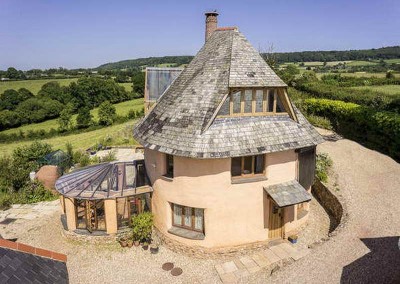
[264,180,312,208]
[133,28,323,159]
[55,161,152,200]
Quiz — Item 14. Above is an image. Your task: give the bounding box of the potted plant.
[288,234,298,244]
[150,242,159,254]
[127,238,133,248]
[118,236,128,247]
[131,212,154,250]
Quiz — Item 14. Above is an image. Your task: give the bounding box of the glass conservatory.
[55,160,152,235]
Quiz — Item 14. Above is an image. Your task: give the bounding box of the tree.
[5,67,19,79]
[76,107,93,129]
[11,141,53,190]
[38,81,70,104]
[0,88,34,111]
[132,72,145,96]
[98,101,116,126]
[277,64,300,85]
[386,71,395,79]
[57,103,74,131]
[260,43,278,71]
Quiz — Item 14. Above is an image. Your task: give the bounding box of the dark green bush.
[304,98,400,161]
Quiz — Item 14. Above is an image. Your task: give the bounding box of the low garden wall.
[312,179,346,235]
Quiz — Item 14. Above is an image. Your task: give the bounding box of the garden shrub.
[304,98,400,161]
[315,153,333,183]
[131,212,154,242]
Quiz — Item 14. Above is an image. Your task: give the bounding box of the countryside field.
[0,98,143,135]
[0,78,133,94]
[0,119,139,156]
[351,85,400,95]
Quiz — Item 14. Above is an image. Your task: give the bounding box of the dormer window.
[218,88,287,117]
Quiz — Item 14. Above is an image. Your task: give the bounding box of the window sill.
[161,175,174,181]
[231,176,268,184]
[168,227,205,240]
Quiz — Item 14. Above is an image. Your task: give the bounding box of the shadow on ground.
[341,237,400,284]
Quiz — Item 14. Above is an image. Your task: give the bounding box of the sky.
[0,0,399,70]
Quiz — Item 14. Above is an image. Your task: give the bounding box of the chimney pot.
[205,11,219,42]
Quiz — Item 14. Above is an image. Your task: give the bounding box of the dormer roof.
[133,29,323,158]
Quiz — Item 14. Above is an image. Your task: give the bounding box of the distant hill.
[96,46,400,70]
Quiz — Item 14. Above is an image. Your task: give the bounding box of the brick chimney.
[205,11,219,42]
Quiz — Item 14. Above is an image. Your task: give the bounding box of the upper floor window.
[165,154,174,178]
[218,88,287,117]
[231,155,265,178]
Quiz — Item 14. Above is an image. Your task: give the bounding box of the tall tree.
[76,107,93,129]
[57,103,74,131]
[98,101,116,126]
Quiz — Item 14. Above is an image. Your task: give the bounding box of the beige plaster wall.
[146,148,308,248]
[105,199,117,234]
[65,197,76,231]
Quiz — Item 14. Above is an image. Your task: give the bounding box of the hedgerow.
[303,98,400,161]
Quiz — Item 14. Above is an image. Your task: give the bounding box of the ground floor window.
[172,204,204,232]
[75,200,106,231]
[116,193,151,228]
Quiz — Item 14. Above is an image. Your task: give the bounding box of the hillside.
[96,46,400,70]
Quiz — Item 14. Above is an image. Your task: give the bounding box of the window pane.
[218,96,230,116]
[244,90,252,113]
[243,156,252,175]
[194,208,203,231]
[267,90,275,112]
[255,90,263,112]
[254,155,265,174]
[232,91,241,113]
[173,204,182,226]
[184,207,192,227]
[231,157,241,176]
[166,154,173,177]
[125,164,135,187]
[276,93,285,113]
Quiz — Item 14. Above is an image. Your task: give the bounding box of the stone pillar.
[105,199,118,234]
[64,198,76,231]
[205,11,219,42]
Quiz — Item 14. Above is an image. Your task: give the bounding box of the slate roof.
[0,247,68,284]
[133,28,323,158]
[264,180,312,208]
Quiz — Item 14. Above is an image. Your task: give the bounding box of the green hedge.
[297,82,400,111]
[303,98,400,161]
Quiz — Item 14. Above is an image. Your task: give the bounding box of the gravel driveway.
[265,130,400,283]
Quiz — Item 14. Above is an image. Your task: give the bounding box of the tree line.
[0,77,139,131]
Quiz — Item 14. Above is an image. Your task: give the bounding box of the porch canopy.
[55,161,152,200]
[264,180,311,208]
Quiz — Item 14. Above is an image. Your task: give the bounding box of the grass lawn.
[0,78,78,95]
[351,85,400,95]
[1,98,144,135]
[0,78,133,94]
[0,119,140,156]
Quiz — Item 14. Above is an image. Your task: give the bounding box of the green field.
[351,85,400,95]
[0,119,139,156]
[1,98,143,135]
[0,78,133,94]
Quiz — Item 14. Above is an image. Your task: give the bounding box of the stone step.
[269,244,291,260]
[264,248,281,264]
[251,253,271,268]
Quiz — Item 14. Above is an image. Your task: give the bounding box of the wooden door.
[268,199,283,239]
